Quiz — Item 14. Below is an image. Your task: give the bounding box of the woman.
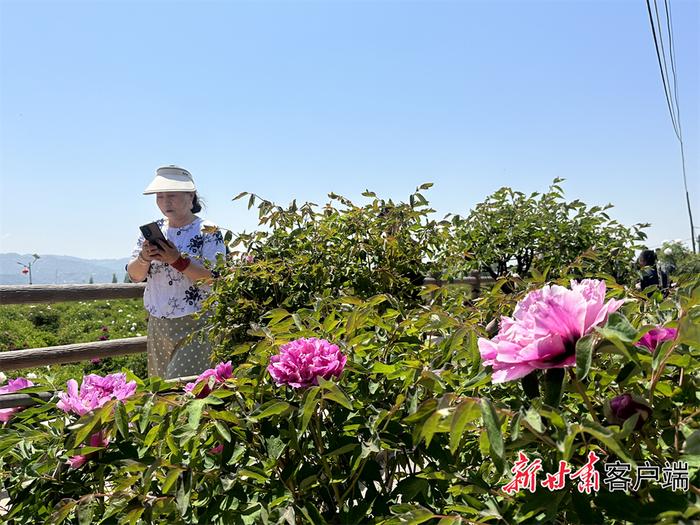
[127,166,226,379]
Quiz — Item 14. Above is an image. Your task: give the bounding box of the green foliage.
[447,179,648,283]
[207,185,448,352]
[0,299,147,386]
[658,240,700,281]
[0,186,696,524]
[1,276,698,524]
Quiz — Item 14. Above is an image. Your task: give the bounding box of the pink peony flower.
[478,279,624,383]
[635,327,677,352]
[184,361,232,398]
[0,377,34,423]
[57,373,137,416]
[67,430,110,469]
[268,337,346,389]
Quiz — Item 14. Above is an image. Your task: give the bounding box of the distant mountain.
[0,253,132,285]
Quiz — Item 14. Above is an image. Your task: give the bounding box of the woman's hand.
[151,240,181,265]
[140,241,161,262]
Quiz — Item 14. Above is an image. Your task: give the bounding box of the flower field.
[0,183,698,524]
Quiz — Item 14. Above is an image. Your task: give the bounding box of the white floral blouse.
[130,217,226,318]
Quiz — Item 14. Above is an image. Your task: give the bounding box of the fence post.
[470,270,481,299]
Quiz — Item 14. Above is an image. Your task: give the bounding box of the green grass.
[0,299,148,387]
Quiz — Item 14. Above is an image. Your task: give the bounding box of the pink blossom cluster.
[635,327,677,352]
[478,279,624,383]
[67,430,110,469]
[0,377,34,423]
[184,361,233,398]
[57,373,137,416]
[268,337,346,389]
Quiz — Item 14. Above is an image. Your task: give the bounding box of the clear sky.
[1,0,698,259]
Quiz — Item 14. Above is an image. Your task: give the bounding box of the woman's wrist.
[171,256,191,272]
[137,253,150,265]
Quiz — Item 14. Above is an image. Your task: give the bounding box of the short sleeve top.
[130,217,226,318]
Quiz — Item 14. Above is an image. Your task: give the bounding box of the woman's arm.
[126,255,150,282]
[127,241,160,282]
[152,240,214,283]
[179,258,214,282]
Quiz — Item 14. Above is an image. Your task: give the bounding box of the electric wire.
[645,0,680,138]
[644,0,696,253]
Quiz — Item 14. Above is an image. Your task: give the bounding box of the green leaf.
[575,334,595,380]
[300,502,327,525]
[324,443,358,457]
[419,411,442,446]
[144,424,161,447]
[115,401,129,440]
[186,399,206,430]
[480,398,505,472]
[394,477,429,501]
[238,468,268,483]
[437,518,463,525]
[300,386,321,434]
[72,412,101,448]
[543,367,566,406]
[214,420,232,442]
[318,377,352,410]
[683,430,700,455]
[615,362,638,384]
[254,401,292,420]
[162,468,183,493]
[578,422,635,466]
[50,500,77,525]
[520,371,540,399]
[523,407,544,433]
[372,362,397,374]
[597,313,637,342]
[449,399,480,454]
[232,191,248,201]
[404,399,438,424]
[388,504,434,524]
[76,497,95,525]
[677,307,700,347]
[124,507,145,525]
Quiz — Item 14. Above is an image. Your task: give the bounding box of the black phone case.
[139,223,167,248]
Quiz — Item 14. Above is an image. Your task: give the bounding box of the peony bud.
[605,393,652,430]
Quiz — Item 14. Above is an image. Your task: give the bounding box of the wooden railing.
[0,284,147,372]
[0,275,491,372]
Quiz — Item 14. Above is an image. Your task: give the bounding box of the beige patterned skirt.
[147,314,212,379]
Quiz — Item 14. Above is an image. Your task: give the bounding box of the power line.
[644,0,696,253]
[645,0,680,138]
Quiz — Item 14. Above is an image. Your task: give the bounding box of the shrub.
[447,179,648,283]
[207,186,449,354]
[1,275,698,524]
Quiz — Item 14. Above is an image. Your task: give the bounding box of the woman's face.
[156,192,193,219]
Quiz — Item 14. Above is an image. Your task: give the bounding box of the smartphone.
[139,222,168,249]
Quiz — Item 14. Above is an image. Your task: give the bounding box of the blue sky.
[1,0,698,259]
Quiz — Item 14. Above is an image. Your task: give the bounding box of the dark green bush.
[207,186,449,354]
[1,275,698,524]
[447,179,648,283]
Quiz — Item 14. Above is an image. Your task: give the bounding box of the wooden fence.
[0,284,147,372]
